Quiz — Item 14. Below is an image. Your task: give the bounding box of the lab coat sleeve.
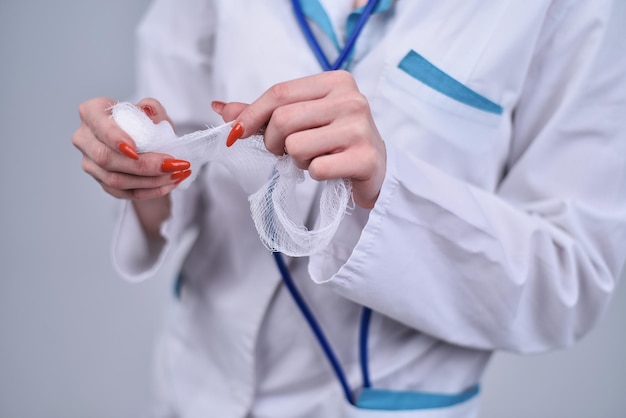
[113,182,203,281]
[112,0,217,281]
[310,0,626,353]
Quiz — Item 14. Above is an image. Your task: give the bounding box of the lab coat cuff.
[112,200,172,282]
[308,145,400,290]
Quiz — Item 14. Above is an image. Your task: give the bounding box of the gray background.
[1,1,624,417]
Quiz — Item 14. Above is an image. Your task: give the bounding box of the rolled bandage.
[111,102,352,257]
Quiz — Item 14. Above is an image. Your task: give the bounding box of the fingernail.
[141,104,156,117]
[161,159,191,172]
[171,169,192,183]
[119,143,139,160]
[226,122,244,147]
[211,101,226,114]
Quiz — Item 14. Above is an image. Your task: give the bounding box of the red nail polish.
[171,169,192,183]
[161,159,191,172]
[141,104,156,117]
[226,122,244,147]
[118,143,139,160]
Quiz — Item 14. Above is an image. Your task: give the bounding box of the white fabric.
[111,102,351,256]
[111,0,626,417]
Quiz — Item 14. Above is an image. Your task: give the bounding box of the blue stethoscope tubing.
[273,252,356,403]
[273,0,381,405]
[292,0,381,71]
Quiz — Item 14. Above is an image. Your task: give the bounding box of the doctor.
[72,0,626,416]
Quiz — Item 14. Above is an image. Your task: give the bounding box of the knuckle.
[102,119,124,144]
[132,185,169,200]
[345,93,369,113]
[93,145,112,167]
[269,82,291,102]
[78,97,110,119]
[284,135,296,152]
[104,172,124,189]
[134,158,149,175]
[330,70,355,86]
[77,101,87,119]
[272,106,291,129]
[80,158,93,175]
[307,160,328,181]
[101,183,126,200]
[353,120,371,139]
[147,175,167,189]
[240,105,263,132]
[129,189,148,200]
[134,156,158,176]
[71,129,83,149]
[77,99,95,120]
[298,161,310,171]
[157,184,176,197]
[292,157,309,170]
[264,138,284,156]
[284,134,304,159]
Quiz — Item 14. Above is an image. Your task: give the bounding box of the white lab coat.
[113,0,626,417]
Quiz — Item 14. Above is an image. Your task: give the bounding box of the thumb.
[135,97,175,129]
[212,100,248,123]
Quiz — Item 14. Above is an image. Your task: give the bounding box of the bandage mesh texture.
[112,102,351,256]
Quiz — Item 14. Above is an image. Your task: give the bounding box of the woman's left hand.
[212,70,387,209]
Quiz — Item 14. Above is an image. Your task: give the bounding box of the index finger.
[78,97,139,160]
[226,71,353,146]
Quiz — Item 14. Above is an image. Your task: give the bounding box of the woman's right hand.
[72,97,191,200]
[72,97,191,237]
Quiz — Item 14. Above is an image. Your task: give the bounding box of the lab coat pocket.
[397,50,503,116]
[342,390,480,418]
[375,49,504,156]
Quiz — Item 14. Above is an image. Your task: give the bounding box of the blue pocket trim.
[355,385,479,411]
[398,50,503,115]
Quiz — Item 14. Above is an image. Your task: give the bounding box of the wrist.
[131,196,172,240]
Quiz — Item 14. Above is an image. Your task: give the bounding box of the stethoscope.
[273,0,382,405]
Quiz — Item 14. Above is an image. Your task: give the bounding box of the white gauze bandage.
[111,102,352,257]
